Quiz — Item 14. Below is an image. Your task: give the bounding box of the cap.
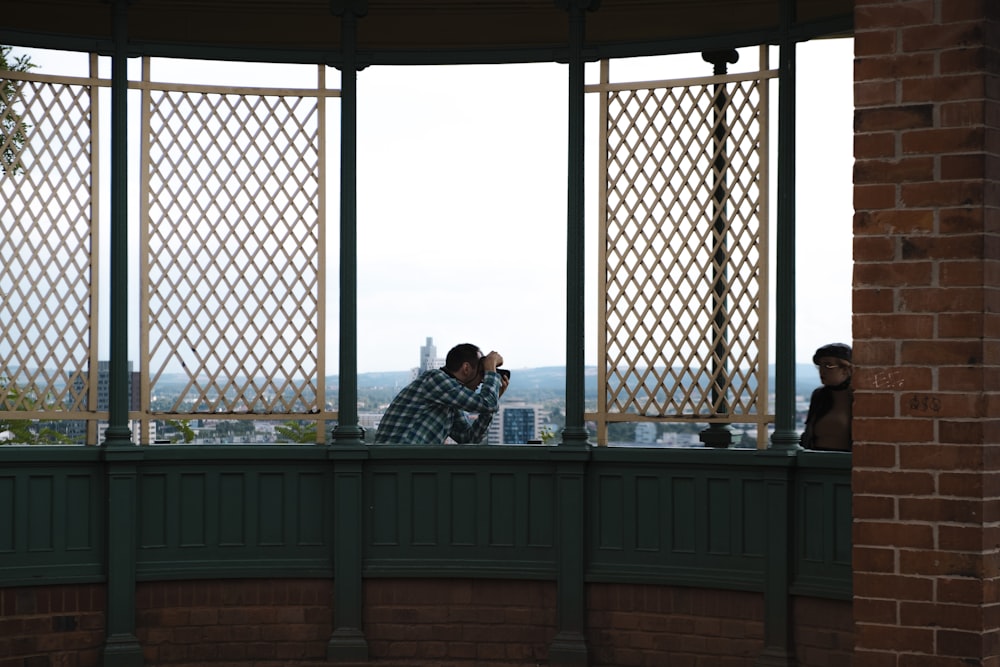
[813,343,852,365]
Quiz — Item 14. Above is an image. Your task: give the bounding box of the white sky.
[15,38,853,375]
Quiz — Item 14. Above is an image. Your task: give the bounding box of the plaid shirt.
[374,368,501,444]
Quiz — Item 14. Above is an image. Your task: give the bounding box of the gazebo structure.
[1,1,998,666]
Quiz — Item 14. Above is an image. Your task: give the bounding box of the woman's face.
[816,356,852,387]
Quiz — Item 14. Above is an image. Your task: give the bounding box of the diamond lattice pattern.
[145,89,322,414]
[0,76,94,413]
[603,78,764,418]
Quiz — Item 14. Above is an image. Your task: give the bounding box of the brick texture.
[793,597,855,667]
[852,0,1000,663]
[363,578,556,667]
[586,584,766,667]
[135,579,333,665]
[1,578,851,667]
[0,584,106,667]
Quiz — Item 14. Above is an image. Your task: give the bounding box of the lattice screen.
[140,61,333,439]
[591,53,774,446]
[0,62,100,441]
[1,56,337,444]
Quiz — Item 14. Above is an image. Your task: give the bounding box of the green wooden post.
[756,2,799,664]
[101,1,142,666]
[548,2,594,665]
[755,459,796,667]
[547,452,590,666]
[327,455,368,660]
[769,0,800,452]
[327,1,369,661]
[101,451,144,667]
[330,2,365,450]
[557,0,593,450]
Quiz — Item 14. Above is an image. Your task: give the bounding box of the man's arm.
[446,372,502,444]
[427,369,501,414]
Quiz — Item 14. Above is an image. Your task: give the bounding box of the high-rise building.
[486,404,540,445]
[64,361,151,443]
[411,336,444,380]
[70,360,137,410]
[419,337,440,372]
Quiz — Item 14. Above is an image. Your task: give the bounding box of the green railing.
[0,444,850,661]
[0,445,849,589]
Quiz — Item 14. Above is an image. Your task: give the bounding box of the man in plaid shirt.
[374,343,509,444]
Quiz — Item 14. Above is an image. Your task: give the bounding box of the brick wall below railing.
[0,579,853,666]
[587,583,765,667]
[0,584,106,667]
[363,578,557,666]
[793,596,854,667]
[135,579,333,665]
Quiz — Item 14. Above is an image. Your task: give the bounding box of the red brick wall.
[793,597,854,666]
[363,578,556,666]
[853,0,1000,664]
[0,584,105,667]
[0,579,853,666]
[586,584,765,666]
[135,579,333,665]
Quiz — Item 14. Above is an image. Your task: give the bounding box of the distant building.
[487,404,541,445]
[359,412,382,442]
[411,336,445,380]
[70,360,137,411]
[634,422,657,444]
[65,361,150,443]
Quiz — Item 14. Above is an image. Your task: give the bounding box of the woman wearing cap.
[800,343,853,452]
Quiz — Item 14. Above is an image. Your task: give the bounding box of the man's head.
[813,343,851,365]
[813,342,852,387]
[445,343,484,389]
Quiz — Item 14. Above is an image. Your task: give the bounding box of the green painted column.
[101,451,143,667]
[104,0,133,449]
[547,452,590,666]
[548,3,594,665]
[557,0,593,450]
[755,460,796,667]
[101,1,142,666]
[769,0,800,452]
[326,456,368,660]
[327,1,369,661]
[330,0,366,450]
[756,3,799,666]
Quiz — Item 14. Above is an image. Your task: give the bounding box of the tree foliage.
[165,419,195,443]
[274,420,318,444]
[0,379,72,444]
[0,45,36,175]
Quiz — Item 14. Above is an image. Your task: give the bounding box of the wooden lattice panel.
[594,59,772,437]
[141,72,326,418]
[0,68,98,420]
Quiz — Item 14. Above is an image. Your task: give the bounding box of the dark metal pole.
[770,0,799,452]
[558,0,592,449]
[548,5,595,665]
[699,49,738,449]
[757,2,799,666]
[104,0,133,448]
[326,1,369,662]
[330,0,366,449]
[101,4,143,665]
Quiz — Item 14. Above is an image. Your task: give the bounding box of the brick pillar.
[853,1,1000,665]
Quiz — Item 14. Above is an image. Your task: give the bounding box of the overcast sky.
[353,39,854,373]
[16,38,853,375]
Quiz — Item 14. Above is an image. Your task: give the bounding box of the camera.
[479,359,510,380]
